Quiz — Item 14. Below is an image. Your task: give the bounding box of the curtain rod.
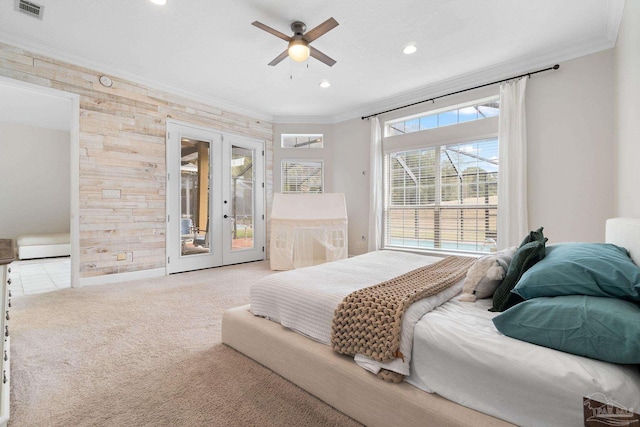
[361,64,560,120]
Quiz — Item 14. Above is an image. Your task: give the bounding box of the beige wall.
[332,118,370,255]
[0,123,71,239]
[0,42,273,278]
[273,120,370,256]
[614,0,640,217]
[527,49,615,243]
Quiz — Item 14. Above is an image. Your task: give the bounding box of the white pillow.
[458,247,517,302]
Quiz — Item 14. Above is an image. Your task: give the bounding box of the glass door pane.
[222,135,264,266]
[180,138,211,256]
[167,122,223,274]
[230,145,254,251]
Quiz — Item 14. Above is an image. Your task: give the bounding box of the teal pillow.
[491,237,547,312]
[492,295,640,364]
[513,243,640,301]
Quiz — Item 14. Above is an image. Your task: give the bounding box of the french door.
[166,122,265,274]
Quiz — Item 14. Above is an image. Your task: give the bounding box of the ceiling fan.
[251,18,339,67]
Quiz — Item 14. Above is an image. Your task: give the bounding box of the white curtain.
[367,117,383,251]
[497,77,529,250]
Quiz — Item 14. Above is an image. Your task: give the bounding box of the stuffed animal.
[458,246,517,302]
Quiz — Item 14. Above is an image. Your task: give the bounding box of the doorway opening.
[0,76,80,289]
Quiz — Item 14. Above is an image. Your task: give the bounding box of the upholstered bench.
[17,233,71,260]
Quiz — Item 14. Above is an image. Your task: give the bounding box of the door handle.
[224,215,228,219]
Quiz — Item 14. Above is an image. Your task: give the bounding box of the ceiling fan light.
[288,39,310,62]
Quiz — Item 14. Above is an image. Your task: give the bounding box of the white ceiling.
[0,0,624,123]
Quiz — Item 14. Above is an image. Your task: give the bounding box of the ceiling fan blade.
[251,21,291,42]
[309,46,336,67]
[268,49,289,66]
[303,17,339,43]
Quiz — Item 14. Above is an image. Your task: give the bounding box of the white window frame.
[382,97,500,255]
[281,159,324,194]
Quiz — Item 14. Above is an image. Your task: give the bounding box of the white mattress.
[251,250,462,375]
[17,232,70,246]
[17,232,71,260]
[407,298,640,427]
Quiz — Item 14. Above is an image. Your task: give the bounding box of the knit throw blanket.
[330,256,474,382]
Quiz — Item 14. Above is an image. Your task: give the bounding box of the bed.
[17,232,70,260]
[222,218,640,426]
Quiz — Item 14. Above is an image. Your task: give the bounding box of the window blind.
[384,138,498,253]
[281,160,324,193]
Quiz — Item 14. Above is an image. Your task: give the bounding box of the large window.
[383,96,499,254]
[281,160,324,193]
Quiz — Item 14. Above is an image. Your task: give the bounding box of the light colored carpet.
[9,261,362,426]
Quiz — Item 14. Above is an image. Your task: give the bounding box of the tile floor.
[10,257,71,296]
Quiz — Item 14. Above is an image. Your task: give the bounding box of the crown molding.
[604,0,626,45]
[0,31,275,124]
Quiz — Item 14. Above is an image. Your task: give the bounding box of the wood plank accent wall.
[0,42,274,278]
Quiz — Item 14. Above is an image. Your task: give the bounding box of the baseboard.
[78,268,166,287]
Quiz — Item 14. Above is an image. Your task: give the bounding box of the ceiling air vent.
[16,0,44,20]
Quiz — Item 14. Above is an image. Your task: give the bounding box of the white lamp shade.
[288,39,310,62]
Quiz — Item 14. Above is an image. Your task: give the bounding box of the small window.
[281,134,323,148]
[281,160,324,193]
[386,97,500,136]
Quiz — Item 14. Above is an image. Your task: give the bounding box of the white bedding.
[250,250,461,376]
[407,298,640,427]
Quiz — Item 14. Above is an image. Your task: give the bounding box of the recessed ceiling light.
[319,80,331,89]
[403,44,417,55]
[150,0,167,5]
